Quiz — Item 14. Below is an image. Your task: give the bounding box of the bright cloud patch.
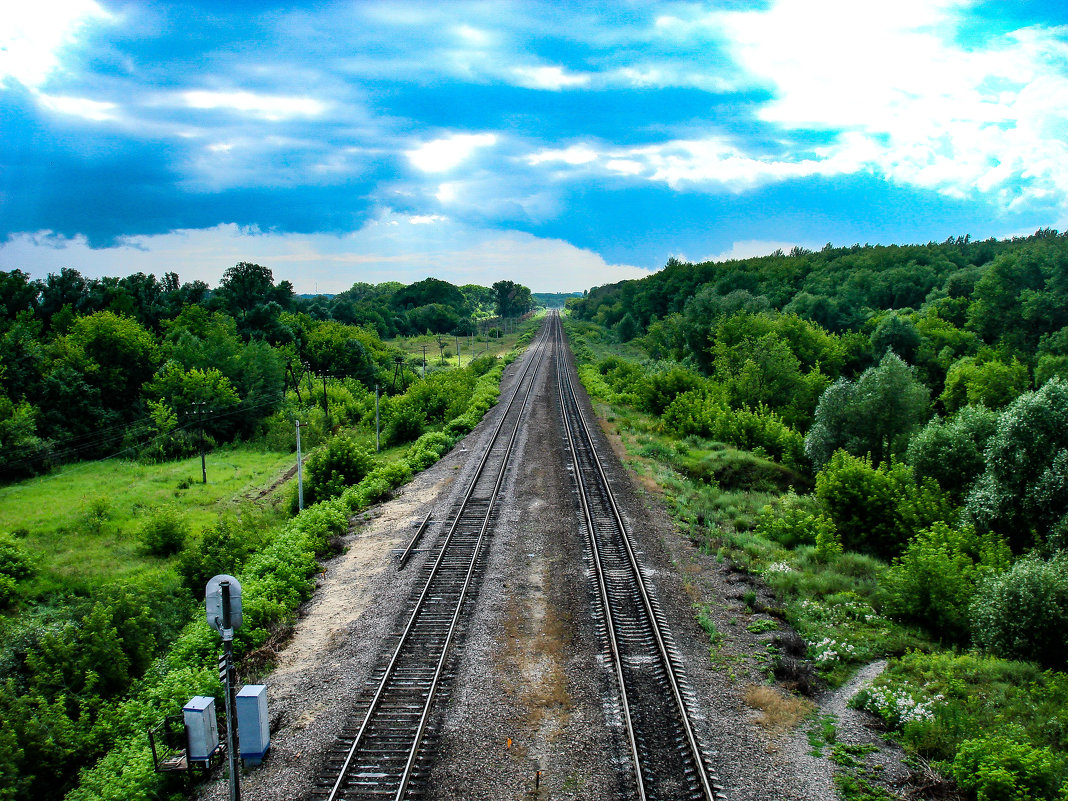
[0,218,649,292]
[705,0,1068,207]
[511,65,592,90]
[181,90,327,121]
[407,133,499,173]
[0,0,111,88]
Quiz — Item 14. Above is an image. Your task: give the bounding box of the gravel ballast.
[193,330,907,801]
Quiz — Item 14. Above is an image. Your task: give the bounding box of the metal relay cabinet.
[236,684,270,765]
[183,696,220,767]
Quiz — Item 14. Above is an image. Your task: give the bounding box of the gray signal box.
[236,684,270,765]
[183,696,220,766]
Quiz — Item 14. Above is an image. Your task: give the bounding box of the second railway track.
[551,311,725,801]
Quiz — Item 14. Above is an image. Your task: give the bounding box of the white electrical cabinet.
[236,684,270,764]
[183,696,219,765]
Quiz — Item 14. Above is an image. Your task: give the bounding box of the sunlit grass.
[0,444,295,594]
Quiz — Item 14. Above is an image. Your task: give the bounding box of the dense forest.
[567,228,1068,799]
[0,264,534,481]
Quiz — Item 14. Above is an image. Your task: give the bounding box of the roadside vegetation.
[0,264,538,801]
[565,229,1068,801]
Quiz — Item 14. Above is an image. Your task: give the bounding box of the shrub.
[971,553,1068,668]
[662,388,805,468]
[953,735,1065,801]
[405,431,454,471]
[756,492,837,550]
[642,365,705,415]
[305,434,375,504]
[0,534,35,606]
[138,507,189,557]
[385,403,425,446]
[177,517,264,594]
[906,405,998,500]
[815,452,952,559]
[883,522,1010,643]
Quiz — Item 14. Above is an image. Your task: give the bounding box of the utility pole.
[456,336,460,368]
[194,401,207,484]
[295,421,304,511]
[375,385,380,452]
[321,372,329,428]
[421,344,427,379]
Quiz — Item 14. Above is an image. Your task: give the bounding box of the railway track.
[311,321,551,801]
[551,311,725,801]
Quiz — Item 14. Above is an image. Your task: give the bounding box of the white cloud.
[181,90,327,121]
[511,65,591,90]
[0,0,112,88]
[0,217,650,293]
[36,93,117,121]
[526,145,599,166]
[699,239,808,263]
[703,0,1068,208]
[407,133,498,173]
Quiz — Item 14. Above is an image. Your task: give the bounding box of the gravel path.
[192,332,908,801]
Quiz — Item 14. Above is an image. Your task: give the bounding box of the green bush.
[756,492,837,550]
[305,434,375,504]
[0,534,35,606]
[971,553,1068,668]
[385,403,425,446]
[138,506,189,557]
[642,365,704,415]
[405,431,455,471]
[815,452,953,559]
[953,735,1065,801]
[661,388,805,468]
[883,522,1010,643]
[177,516,264,594]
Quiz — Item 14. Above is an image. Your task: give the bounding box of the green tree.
[906,405,998,500]
[940,354,1030,412]
[492,280,534,318]
[883,522,1010,643]
[815,451,952,558]
[965,378,1068,551]
[805,352,930,467]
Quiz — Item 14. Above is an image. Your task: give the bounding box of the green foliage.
[137,506,189,557]
[176,515,266,594]
[971,553,1068,669]
[965,378,1068,551]
[0,398,51,481]
[882,522,1010,643]
[941,354,1031,413]
[953,735,1065,801]
[661,387,805,468]
[805,352,930,468]
[405,431,455,471]
[906,405,997,500]
[815,452,952,559]
[0,534,35,606]
[385,401,425,446]
[756,492,837,550]
[304,435,375,505]
[642,364,704,415]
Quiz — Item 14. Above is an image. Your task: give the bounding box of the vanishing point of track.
[551,312,724,801]
[312,323,551,801]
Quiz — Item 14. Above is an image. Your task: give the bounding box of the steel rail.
[321,321,550,801]
[551,313,647,799]
[553,311,717,800]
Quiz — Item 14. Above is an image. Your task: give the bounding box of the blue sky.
[2,1,1067,293]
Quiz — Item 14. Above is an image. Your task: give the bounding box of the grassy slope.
[0,445,294,595]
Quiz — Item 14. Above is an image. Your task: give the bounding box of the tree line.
[0,263,533,480]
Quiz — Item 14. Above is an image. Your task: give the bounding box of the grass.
[743,684,813,733]
[0,443,295,595]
